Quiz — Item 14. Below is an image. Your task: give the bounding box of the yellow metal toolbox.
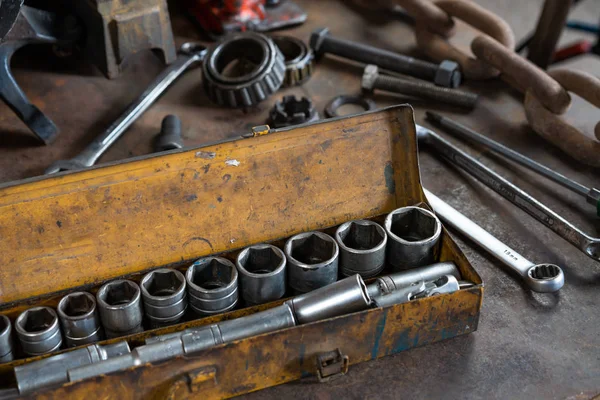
[0,105,483,399]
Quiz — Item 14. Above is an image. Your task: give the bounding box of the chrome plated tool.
[44,43,208,174]
[426,112,600,217]
[417,124,600,264]
[425,189,564,292]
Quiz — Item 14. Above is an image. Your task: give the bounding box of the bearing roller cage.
[203,32,285,108]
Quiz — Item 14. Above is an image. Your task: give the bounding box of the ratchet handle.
[423,189,533,274]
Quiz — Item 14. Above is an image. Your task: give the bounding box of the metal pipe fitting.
[57,292,103,347]
[96,280,143,338]
[140,268,187,327]
[284,232,339,294]
[236,244,287,305]
[186,257,239,315]
[366,262,461,299]
[384,206,442,271]
[16,342,130,395]
[0,315,14,363]
[15,307,62,356]
[335,220,387,277]
[289,274,371,324]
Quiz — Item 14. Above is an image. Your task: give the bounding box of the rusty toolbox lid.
[0,105,424,306]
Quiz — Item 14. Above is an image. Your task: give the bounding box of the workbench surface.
[0,0,598,398]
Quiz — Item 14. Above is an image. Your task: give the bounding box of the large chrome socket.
[288,274,371,324]
[236,244,287,305]
[96,280,143,338]
[0,315,14,363]
[186,257,239,316]
[15,307,62,356]
[141,269,187,327]
[57,292,104,347]
[285,232,339,294]
[16,341,130,395]
[384,206,442,271]
[335,220,387,278]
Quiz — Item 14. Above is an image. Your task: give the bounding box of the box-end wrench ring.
[424,189,564,292]
[416,124,600,264]
[44,42,208,175]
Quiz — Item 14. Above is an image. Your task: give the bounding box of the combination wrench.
[416,124,600,264]
[45,42,208,174]
[424,189,564,292]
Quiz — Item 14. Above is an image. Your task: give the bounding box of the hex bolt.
[310,27,462,88]
[15,307,63,356]
[141,269,187,327]
[154,115,184,152]
[362,65,478,109]
[57,292,104,347]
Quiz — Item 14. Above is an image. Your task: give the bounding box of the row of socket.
[0,205,442,363]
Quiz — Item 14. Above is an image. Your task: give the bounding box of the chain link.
[394,0,599,167]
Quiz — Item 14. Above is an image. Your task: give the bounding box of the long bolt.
[310,27,461,88]
[362,65,478,109]
[425,111,600,216]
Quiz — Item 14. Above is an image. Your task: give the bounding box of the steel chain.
[391,0,600,167]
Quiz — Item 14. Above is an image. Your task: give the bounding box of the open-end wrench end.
[44,160,87,175]
[28,108,59,145]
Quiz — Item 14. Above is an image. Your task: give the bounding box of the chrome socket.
[141,269,187,327]
[186,257,239,316]
[335,220,387,278]
[236,244,287,305]
[96,280,143,338]
[384,206,442,271]
[0,315,14,363]
[57,292,104,347]
[16,341,130,395]
[285,232,339,294]
[289,274,371,324]
[15,307,62,356]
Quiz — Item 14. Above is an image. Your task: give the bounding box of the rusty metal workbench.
[0,0,598,398]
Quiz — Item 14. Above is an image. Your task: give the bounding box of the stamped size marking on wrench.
[424,189,564,293]
[417,125,600,264]
[45,43,208,174]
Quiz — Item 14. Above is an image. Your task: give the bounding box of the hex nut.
[434,60,461,88]
[309,27,330,58]
[361,64,379,92]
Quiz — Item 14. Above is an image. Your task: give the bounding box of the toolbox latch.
[251,125,271,136]
[167,365,218,399]
[316,348,349,382]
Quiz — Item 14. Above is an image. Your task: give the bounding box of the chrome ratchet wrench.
[417,124,600,263]
[424,189,564,292]
[45,43,208,174]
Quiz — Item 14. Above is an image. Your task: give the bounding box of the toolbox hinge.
[316,348,349,383]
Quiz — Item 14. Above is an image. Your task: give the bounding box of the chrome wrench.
[45,43,208,174]
[424,188,564,292]
[417,124,600,264]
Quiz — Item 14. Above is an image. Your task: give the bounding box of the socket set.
[0,204,446,364]
[0,107,483,398]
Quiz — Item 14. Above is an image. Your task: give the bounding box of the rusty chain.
[372,0,600,167]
